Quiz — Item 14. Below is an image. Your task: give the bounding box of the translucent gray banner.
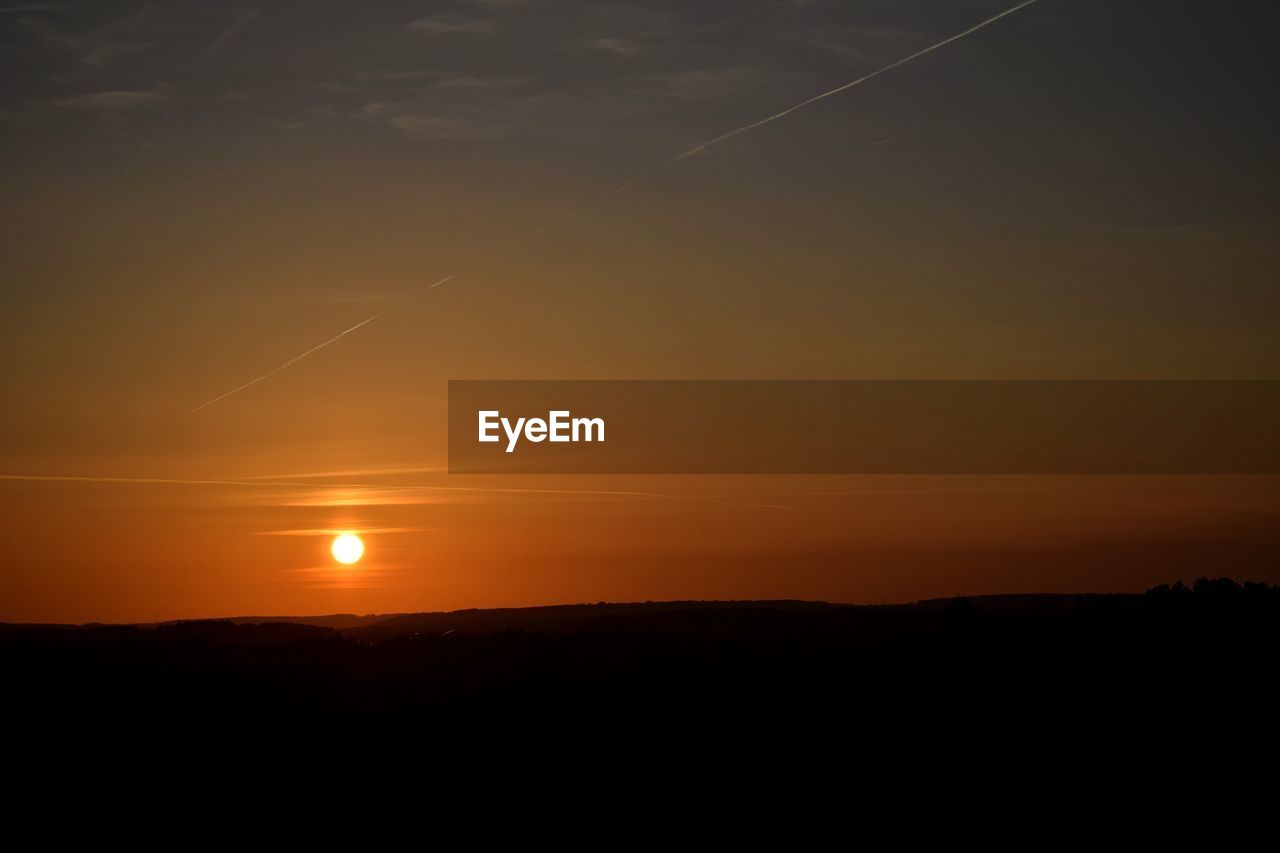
[448,380,1280,474]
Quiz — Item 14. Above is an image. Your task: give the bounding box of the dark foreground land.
[5,578,1278,741]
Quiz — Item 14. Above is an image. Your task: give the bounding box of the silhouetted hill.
[334,599,854,641]
[224,613,394,630]
[194,595,1116,638]
[5,578,1277,742]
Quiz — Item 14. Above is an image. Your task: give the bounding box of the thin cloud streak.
[241,465,451,481]
[256,527,436,537]
[209,8,259,56]
[54,89,171,110]
[405,15,493,36]
[0,471,668,499]
[0,474,357,488]
[1,472,1068,502]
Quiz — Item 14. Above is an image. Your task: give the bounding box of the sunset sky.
[3,0,1279,623]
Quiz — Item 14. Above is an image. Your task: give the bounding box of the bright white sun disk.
[331,533,364,565]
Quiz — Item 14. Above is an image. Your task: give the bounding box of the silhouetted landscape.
[6,1,1280,776]
[6,578,1277,738]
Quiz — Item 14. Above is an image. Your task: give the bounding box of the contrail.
[668,0,1040,165]
[194,0,1041,409]
[191,273,457,411]
[192,314,381,411]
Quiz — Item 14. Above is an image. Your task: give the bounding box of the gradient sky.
[2,0,1279,622]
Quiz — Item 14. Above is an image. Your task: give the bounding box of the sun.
[331,533,364,565]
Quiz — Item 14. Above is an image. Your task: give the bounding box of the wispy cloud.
[280,563,410,590]
[591,36,642,57]
[242,465,450,481]
[34,28,149,67]
[431,74,528,92]
[209,7,258,56]
[350,102,491,140]
[405,14,493,36]
[386,115,486,140]
[350,70,439,83]
[257,527,436,537]
[0,474,345,488]
[343,73,535,141]
[18,4,158,67]
[649,67,754,99]
[0,2,75,13]
[0,473,1063,513]
[346,71,528,92]
[54,87,171,111]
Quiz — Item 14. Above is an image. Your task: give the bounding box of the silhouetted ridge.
[4,578,1276,736]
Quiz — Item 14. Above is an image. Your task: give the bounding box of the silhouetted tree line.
[1146,576,1280,599]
